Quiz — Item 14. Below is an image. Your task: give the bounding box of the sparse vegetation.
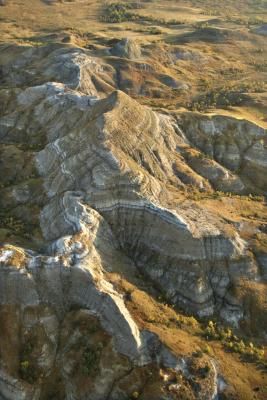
[189,90,249,112]
[100,2,143,23]
[0,1,267,399]
[101,2,183,25]
[224,15,267,26]
[82,344,102,375]
[147,26,162,35]
[19,338,38,384]
[204,320,266,366]
[0,215,25,235]
[253,232,267,253]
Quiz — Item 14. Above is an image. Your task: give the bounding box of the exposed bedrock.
[1,80,265,322]
[110,38,142,60]
[0,42,185,101]
[1,83,264,311]
[179,112,267,193]
[0,223,218,400]
[100,205,255,318]
[14,84,257,323]
[0,42,267,398]
[0,43,116,96]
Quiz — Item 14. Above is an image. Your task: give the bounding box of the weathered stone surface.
[253,23,267,36]
[0,78,264,320]
[110,38,142,60]
[0,241,219,399]
[0,40,266,400]
[179,112,267,193]
[0,44,116,96]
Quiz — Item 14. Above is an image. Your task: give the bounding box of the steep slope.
[2,74,265,319]
[0,38,266,400]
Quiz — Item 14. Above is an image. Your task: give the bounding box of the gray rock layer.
[0,42,266,400]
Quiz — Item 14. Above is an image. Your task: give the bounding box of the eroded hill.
[0,1,267,400]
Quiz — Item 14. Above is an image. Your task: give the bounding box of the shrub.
[100,2,183,25]
[19,360,37,384]
[202,344,212,355]
[203,321,265,364]
[101,2,141,23]
[82,344,102,375]
[148,26,162,35]
[189,89,248,112]
[193,349,203,358]
[204,320,218,340]
[20,360,30,371]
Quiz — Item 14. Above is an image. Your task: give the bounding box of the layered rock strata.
[0,42,266,399]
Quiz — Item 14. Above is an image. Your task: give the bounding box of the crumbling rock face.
[0,44,116,96]
[179,112,267,193]
[0,234,218,399]
[0,76,265,319]
[0,42,267,399]
[110,38,142,60]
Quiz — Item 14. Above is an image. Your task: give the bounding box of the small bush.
[192,349,203,358]
[204,320,218,340]
[148,26,162,35]
[82,344,102,375]
[100,2,183,25]
[19,360,37,384]
[203,321,265,364]
[202,344,212,355]
[101,2,141,23]
[189,89,248,112]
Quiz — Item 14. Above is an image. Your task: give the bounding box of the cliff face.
[0,41,266,400]
[179,113,267,192]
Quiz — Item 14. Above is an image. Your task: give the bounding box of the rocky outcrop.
[110,38,142,60]
[1,78,264,318]
[253,24,267,36]
[0,44,116,96]
[0,78,223,399]
[179,112,267,193]
[0,230,219,399]
[0,41,266,399]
